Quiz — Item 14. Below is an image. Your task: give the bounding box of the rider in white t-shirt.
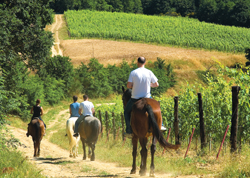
[73,95,95,137]
[124,57,167,138]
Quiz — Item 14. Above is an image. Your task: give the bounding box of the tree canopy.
[0,0,54,71]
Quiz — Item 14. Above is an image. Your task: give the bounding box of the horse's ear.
[122,86,125,93]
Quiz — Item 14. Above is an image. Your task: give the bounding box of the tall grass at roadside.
[50,121,250,177]
[0,131,45,178]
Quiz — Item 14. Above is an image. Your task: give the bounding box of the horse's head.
[122,86,131,108]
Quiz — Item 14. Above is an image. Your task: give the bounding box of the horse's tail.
[86,118,101,143]
[34,121,41,142]
[146,104,180,150]
[66,119,77,147]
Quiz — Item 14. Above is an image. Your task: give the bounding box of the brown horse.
[78,116,101,161]
[122,86,181,176]
[26,118,45,157]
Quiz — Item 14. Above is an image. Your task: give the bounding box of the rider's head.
[36,99,41,106]
[137,57,146,67]
[73,95,78,102]
[83,94,88,101]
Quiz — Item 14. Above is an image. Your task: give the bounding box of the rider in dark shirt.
[26,99,46,137]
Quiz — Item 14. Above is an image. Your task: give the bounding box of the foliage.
[245,48,250,66]
[93,63,250,142]
[37,56,75,95]
[0,0,54,120]
[65,10,250,53]
[151,58,176,96]
[0,0,54,70]
[75,58,175,98]
[197,0,250,27]
[50,0,142,13]
[0,132,44,178]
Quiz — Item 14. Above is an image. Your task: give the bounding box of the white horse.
[66,117,80,158]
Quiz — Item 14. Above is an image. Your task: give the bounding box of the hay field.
[56,15,247,94]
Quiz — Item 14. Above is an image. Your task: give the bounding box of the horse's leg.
[33,140,37,157]
[139,137,148,176]
[88,146,92,159]
[150,136,157,177]
[90,143,95,161]
[81,138,86,160]
[37,140,41,157]
[131,136,138,174]
[76,140,79,157]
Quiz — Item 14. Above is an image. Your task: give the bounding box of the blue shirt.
[70,102,80,117]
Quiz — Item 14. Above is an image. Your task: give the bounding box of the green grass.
[5,97,250,177]
[0,132,45,178]
[65,10,250,53]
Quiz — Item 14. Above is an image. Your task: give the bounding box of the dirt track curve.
[7,109,180,178]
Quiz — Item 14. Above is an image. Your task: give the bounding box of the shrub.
[37,56,75,95]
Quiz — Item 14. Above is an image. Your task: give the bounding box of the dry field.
[52,15,247,95]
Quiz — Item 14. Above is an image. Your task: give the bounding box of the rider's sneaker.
[26,133,29,137]
[73,133,79,137]
[124,133,133,139]
[161,125,167,132]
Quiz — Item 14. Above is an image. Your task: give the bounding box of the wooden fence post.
[121,112,125,141]
[230,86,240,153]
[98,110,103,137]
[105,111,109,141]
[174,96,180,144]
[112,112,116,140]
[198,93,206,149]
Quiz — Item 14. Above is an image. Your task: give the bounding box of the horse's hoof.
[139,170,146,176]
[90,154,95,161]
[130,169,136,174]
[69,154,73,157]
[150,172,155,177]
[83,157,86,160]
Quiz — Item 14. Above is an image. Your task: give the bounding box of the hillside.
[51,14,247,95]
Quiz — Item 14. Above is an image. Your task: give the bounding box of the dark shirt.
[33,105,41,117]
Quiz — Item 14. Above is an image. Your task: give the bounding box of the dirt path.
[7,109,180,178]
[51,14,63,57]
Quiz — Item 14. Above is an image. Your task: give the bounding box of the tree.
[197,0,218,22]
[106,0,124,12]
[245,48,250,66]
[174,0,196,16]
[230,0,250,27]
[37,56,75,95]
[0,0,54,70]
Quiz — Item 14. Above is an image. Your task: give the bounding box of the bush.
[37,56,75,95]
[150,58,176,96]
[75,58,176,97]
[245,48,250,66]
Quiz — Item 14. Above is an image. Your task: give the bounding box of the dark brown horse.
[78,116,101,161]
[26,118,45,157]
[122,87,181,176]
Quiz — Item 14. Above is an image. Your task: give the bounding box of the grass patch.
[81,165,97,173]
[0,131,45,178]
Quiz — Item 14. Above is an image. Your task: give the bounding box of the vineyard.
[95,64,250,146]
[64,10,250,53]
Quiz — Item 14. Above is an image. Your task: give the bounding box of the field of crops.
[95,64,250,143]
[65,10,250,53]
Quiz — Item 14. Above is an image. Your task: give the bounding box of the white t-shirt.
[128,67,158,99]
[79,101,94,116]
